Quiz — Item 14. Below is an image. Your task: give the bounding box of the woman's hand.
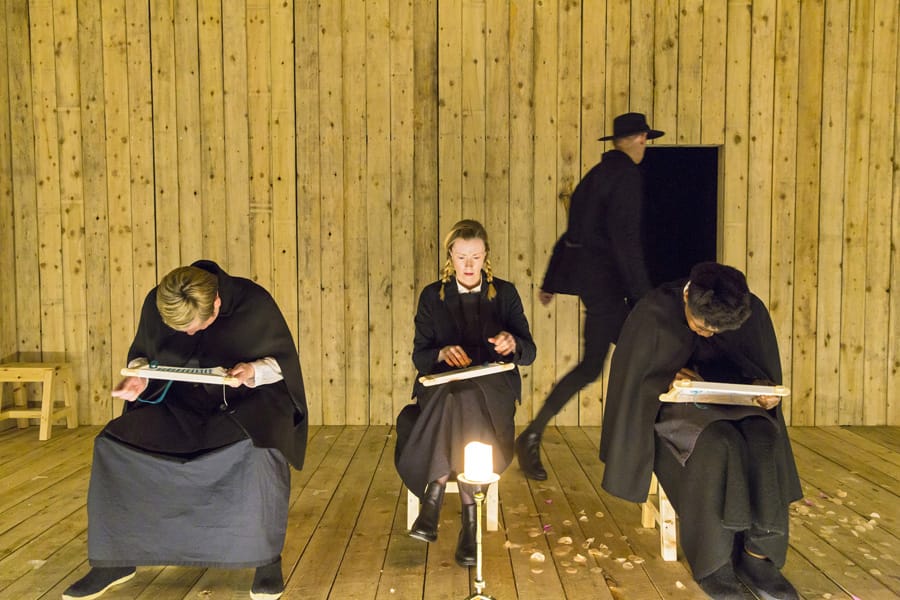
[752,379,781,409]
[438,346,472,368]
[668,367,702,391]
[111,376,149,402]
[488,331,517,356]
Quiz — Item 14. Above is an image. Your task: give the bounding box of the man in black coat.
[600,262,801,600]
[517,112,661,480]
[63,260,307,600]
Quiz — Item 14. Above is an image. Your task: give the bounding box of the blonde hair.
[439,219,497,301]
[156,266,219,330]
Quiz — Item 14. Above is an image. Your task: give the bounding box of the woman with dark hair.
[396,219,536,567]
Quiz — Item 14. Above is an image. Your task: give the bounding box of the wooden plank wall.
[0,1,898,427]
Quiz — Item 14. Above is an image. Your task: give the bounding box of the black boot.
[515,430,547,480]
[455,503,477,567]
[409,481,445,542]
[251,556,284,600]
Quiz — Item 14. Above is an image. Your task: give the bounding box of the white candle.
[464,441,494,482]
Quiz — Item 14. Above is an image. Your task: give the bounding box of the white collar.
[456,279,482,294]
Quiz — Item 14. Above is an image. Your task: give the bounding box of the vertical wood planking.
[461,0,486,222]
[605,0,630,117]
[677,0,703,143]
[270,0,299,342]
[721,0,752,269]
[532,0,558,421]
[484,0,509,276]
[700,1,727,144]
[791,0,824,425]
[746,0,775,299]
[319,0,346,424]
[629,0,655,114]
[508,0,535,418]
[246,1,272,288]
[295,0,323,424]
[438,1,462,230]
[770,0,800,421]
[581,0,607,424]
[412,0,438,295]
[342,0,369,425]
[862,0,896,424]
[29,0,66,358]
[839,0,872,425]
[197,0,228,265]
[889,5,900,426]
[652,0,677,134]
[7,0,41,358]
[815,0,848,425]
[389,0,415,422]
[102,0,134,401]
[53,0,89,419]
[222,2,251,276]
[174,1,202,263]
[150,0,180,273]
[364,0,389,425]
[0,2,13,359]
[555,0,582,427]
[125,0,157,304]
[77,0,112,422]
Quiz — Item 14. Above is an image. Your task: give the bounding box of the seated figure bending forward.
[395,219,536,567]
[599,262,802,600]
[63,260,308,600]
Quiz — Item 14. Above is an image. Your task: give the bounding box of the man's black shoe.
[734,551,800,600]
[62,567,136,600]
[515,431,548,480]
[251,556,285,600]
[696,563,756,599]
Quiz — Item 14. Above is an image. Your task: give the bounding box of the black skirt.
[395,372,516,499]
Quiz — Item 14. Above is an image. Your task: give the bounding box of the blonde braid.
[483,258,497,300]
[438,259,455,301]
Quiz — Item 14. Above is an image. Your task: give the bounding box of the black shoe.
[62,567,136,600]
[455,503,477,567]
[734,551,800,600]
[409,481,445,542]
[251,556,285,600]
[515,430,547,480]
[697,563,756,599]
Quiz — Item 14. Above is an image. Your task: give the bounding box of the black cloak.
[395,275,536,498]
[103,260,309,469]
[598,279,802,505]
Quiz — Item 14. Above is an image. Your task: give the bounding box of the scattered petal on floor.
[543,524,552,532]
[870,512,881,519]
[562,519,572,526]
[530,551,546,562]
[558,536,573,545]
[621,561,634,570]
[553,546,573,557]
[574,553,587,563]
[504,541,522,549]
[675,581,686,589]
[628,555,645,564]
[27,560,46,569]
[565,567,578,574]
[595,511,605,518]
[579,515,588,522]
[531,568,543,574]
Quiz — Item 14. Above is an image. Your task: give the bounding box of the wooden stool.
[641,472,677,561]
[0,362,78,440]
[407,480,499,532]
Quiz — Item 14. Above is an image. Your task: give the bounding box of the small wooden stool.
[0,362,78,440]
[407,480,500,532]
[641,472,677,561]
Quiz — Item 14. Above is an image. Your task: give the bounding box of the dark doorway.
[641,146,719,286]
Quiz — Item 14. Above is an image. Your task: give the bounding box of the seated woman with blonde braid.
[395,219,536,566]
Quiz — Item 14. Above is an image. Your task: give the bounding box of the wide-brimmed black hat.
[598,112,665,141]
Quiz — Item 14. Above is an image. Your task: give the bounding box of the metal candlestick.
[457,473,499,600]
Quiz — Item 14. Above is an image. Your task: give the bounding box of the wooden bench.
[0,362,78,440]
[641,473,677,561]
[407,480,500,532]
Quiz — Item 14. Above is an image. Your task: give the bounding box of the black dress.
[395,275,536,499]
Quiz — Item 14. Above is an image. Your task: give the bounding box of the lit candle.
[464,441,494,482]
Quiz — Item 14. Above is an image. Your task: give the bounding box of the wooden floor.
[0,424,897,600]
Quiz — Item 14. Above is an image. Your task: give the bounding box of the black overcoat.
[598,280,802,505]
[104,260,309,469]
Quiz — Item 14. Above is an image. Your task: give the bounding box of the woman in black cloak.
[395,219,536,567]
